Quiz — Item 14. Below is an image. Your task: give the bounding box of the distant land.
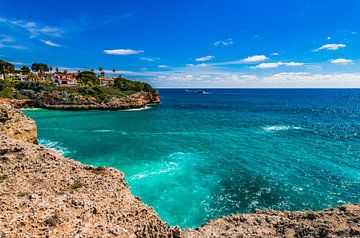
[0,60,160,110]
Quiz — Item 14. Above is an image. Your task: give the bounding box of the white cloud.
[271,53,280,56]
[147,65,360,88]
[139,56,159,62]
[104,49,144,55]
[243,55,268,63]
[286,62,304,67]
[198,63,209,67]
[314,43,346,51]
[331,58,353,65]
[254,62,282,69]
[9,61,27,65]
[214,39,234,46]
[1,18,63,38]
[254,61,304,69]
[186,64,194,67]
[41,40,61,47]
[195,55,215,62]
[0,35,26,50]
[158,65,170,68]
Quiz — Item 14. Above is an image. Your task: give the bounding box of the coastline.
[0,102,359,237]
[5,91,160,111]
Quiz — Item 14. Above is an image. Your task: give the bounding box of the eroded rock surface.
[22,90,160,110]
[0,136,175,237]
[182,205,360,238]
[0,102,37,143]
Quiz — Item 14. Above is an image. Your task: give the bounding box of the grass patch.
[71,181,84,190]
[85,166,108,175]
[0,175,7,182]
[17,192,30,197]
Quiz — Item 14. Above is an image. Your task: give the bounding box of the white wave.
[92,129,115,133]
[120,105,151,112]
[263,125,303,132]
[130,166,178,180]
[20,108,42,111]
[38,139,72,156]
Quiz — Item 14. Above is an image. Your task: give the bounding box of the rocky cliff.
[21,90,160,110]
[0,102,37,144]
[182,205,360,237]
[0,102,359,238]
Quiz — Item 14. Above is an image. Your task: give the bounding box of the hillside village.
[0,60,117,87]
[0,60,159,109]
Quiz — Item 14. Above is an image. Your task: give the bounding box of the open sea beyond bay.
[24,89,360,228]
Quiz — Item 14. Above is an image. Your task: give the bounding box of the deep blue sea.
[24,89,360,228]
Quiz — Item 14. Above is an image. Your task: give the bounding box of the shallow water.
[24,89,360,228]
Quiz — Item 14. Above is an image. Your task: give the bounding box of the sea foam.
[263,125,303,132]
[38,139,73,156]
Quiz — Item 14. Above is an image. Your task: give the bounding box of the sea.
[23,89,360,228]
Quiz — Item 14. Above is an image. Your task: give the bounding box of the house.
[99,76,115,86]
[51,73,78,87]
[15,73,29,82]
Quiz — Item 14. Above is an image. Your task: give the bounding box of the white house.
[51,73,78,87]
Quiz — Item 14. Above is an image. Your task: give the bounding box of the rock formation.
[21,90,160,110]
[0,102,359,237]
[0,102,37,144]
[182,205,360,237]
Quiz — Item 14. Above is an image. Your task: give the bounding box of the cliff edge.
[0,102,37,143]
[0,102,359,238]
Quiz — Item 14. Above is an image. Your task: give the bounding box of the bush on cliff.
[76,71,100,87]
[0,79,26,99]
[114,77,156,93]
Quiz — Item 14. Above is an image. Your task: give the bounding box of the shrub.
[71,181,84,190]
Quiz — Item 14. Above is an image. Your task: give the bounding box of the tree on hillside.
[0,60,15,80]
[113,76,155,92]
[28,72,38,81]
[55,67,59,73]
[49,66,53,72]
[77,71,100,86]
[20,66,31,74]
[31,63,50,75]
[98,67,104,77]
[112,69,116,73]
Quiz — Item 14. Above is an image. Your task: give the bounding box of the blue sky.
[0,0,359,88]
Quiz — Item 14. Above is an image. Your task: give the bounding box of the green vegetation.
[0,60,15,80]
[0,60,157,102]
[0,79,26,99]
[31,63,50,74]
[20,66,31,74]
[71,181,84,190]
[17,191,31,197]
[76,71,100,87]
[0,175,7,182]
[114,77,156,93]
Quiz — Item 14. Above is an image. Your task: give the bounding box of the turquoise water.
[24,89,360,228]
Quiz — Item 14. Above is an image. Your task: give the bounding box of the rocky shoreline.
[14,91,161,111]
[0,102,359,237]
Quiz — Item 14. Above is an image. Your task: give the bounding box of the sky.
[0,0,360,88]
